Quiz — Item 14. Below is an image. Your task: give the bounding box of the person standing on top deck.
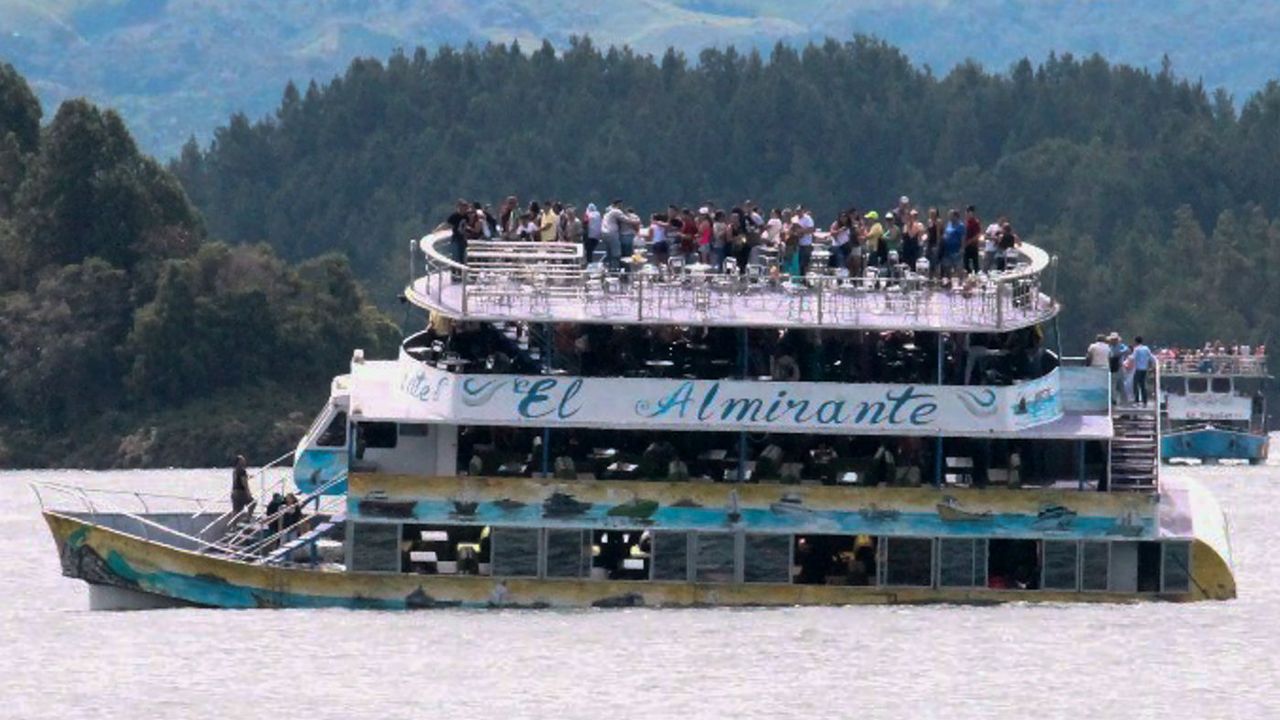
[963,205,982,274]
[498,195,519,240]
[583,203,602,263]
[1131,336,1154,407]
[829,211,852,269]
[795,205,816,275]
[619,207,640,261]
[440,199,472,274]
[230,455,253,517]
[601,200,627,270]
[941,209,965,278]
[863,211,884,268]
[1107,332,1130,405]
[983,217,1002,272]
[902,209,924,269]
[997,221,1020,270]
[881,212,900,267]
[539,202,560,242]
[925,207,942,274]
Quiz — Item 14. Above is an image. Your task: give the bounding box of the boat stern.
[1160,476,1236,600]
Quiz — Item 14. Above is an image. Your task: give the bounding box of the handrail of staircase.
[236,471,348,553]
[195,470,348,558]
[193,451,298,537]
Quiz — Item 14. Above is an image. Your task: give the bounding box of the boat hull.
[1161,426,1269,464]
[44,508,1235,609]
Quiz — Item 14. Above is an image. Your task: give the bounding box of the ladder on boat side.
[1110,406,1159,491]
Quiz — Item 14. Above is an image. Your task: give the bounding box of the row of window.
[349,522,1192,595]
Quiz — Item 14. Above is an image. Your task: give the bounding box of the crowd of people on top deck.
[441,195,1023,278]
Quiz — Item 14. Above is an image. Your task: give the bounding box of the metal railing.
[1158,354,1268,376]
[32,468,348,565]
[407,230,1058,331]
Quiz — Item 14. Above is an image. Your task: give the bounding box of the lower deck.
[45,510,1232,609]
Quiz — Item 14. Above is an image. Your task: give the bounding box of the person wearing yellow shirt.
[863,211,884,267]
[539,203,560,242]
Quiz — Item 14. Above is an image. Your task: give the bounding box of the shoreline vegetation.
[4,33,1280,468]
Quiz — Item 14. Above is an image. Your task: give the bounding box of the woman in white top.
[829,211,852,270]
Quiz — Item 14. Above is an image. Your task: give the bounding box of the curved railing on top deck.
[405,228,1059,332]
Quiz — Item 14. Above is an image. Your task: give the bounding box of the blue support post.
[935,332,945,488]
[737,327,749,483]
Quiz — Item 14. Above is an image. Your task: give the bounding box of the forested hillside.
[175,37,1280,351]
[6,1,1280,157]
[0,64,399,468]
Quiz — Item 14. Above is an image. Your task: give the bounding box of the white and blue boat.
[36,226,1236,608]
[1159,351,1269,464]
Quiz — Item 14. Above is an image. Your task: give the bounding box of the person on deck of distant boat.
[230,455,253,517]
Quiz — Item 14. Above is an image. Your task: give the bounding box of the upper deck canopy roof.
[406,230,1059,333]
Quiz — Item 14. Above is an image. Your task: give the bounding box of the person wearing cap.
[881,211,900,266]
[863,211,884,267]
[1086,334,1111,368]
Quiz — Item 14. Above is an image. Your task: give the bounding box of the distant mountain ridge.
[3,0,1279,157]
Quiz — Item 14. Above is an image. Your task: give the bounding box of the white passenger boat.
[37,228,1235,608]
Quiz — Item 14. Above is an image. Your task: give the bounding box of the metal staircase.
[201,471,348,562]
[1110,406,1159,491]
[258,512,346,565]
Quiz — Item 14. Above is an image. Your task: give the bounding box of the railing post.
[995,281,1004,329]
[461,269,469,315]
[409,238,416,297]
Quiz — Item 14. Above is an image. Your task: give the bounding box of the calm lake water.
[3,464,1278,719]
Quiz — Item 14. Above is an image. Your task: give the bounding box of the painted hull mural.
[349,474,1160,540]
[1161,427,1268,463]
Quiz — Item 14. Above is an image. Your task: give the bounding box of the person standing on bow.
[230,455,254,517]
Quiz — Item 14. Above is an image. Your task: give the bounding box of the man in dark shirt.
[230,454,253,516]
[963,205,982,274]
[442,198,470,278]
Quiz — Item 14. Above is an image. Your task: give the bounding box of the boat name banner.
[1167,393,1251,421]
[393,362,1061,434]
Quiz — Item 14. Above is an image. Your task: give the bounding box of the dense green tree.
[170,38,1280,358]
[0,75,401,466]
[13,100,202,277]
